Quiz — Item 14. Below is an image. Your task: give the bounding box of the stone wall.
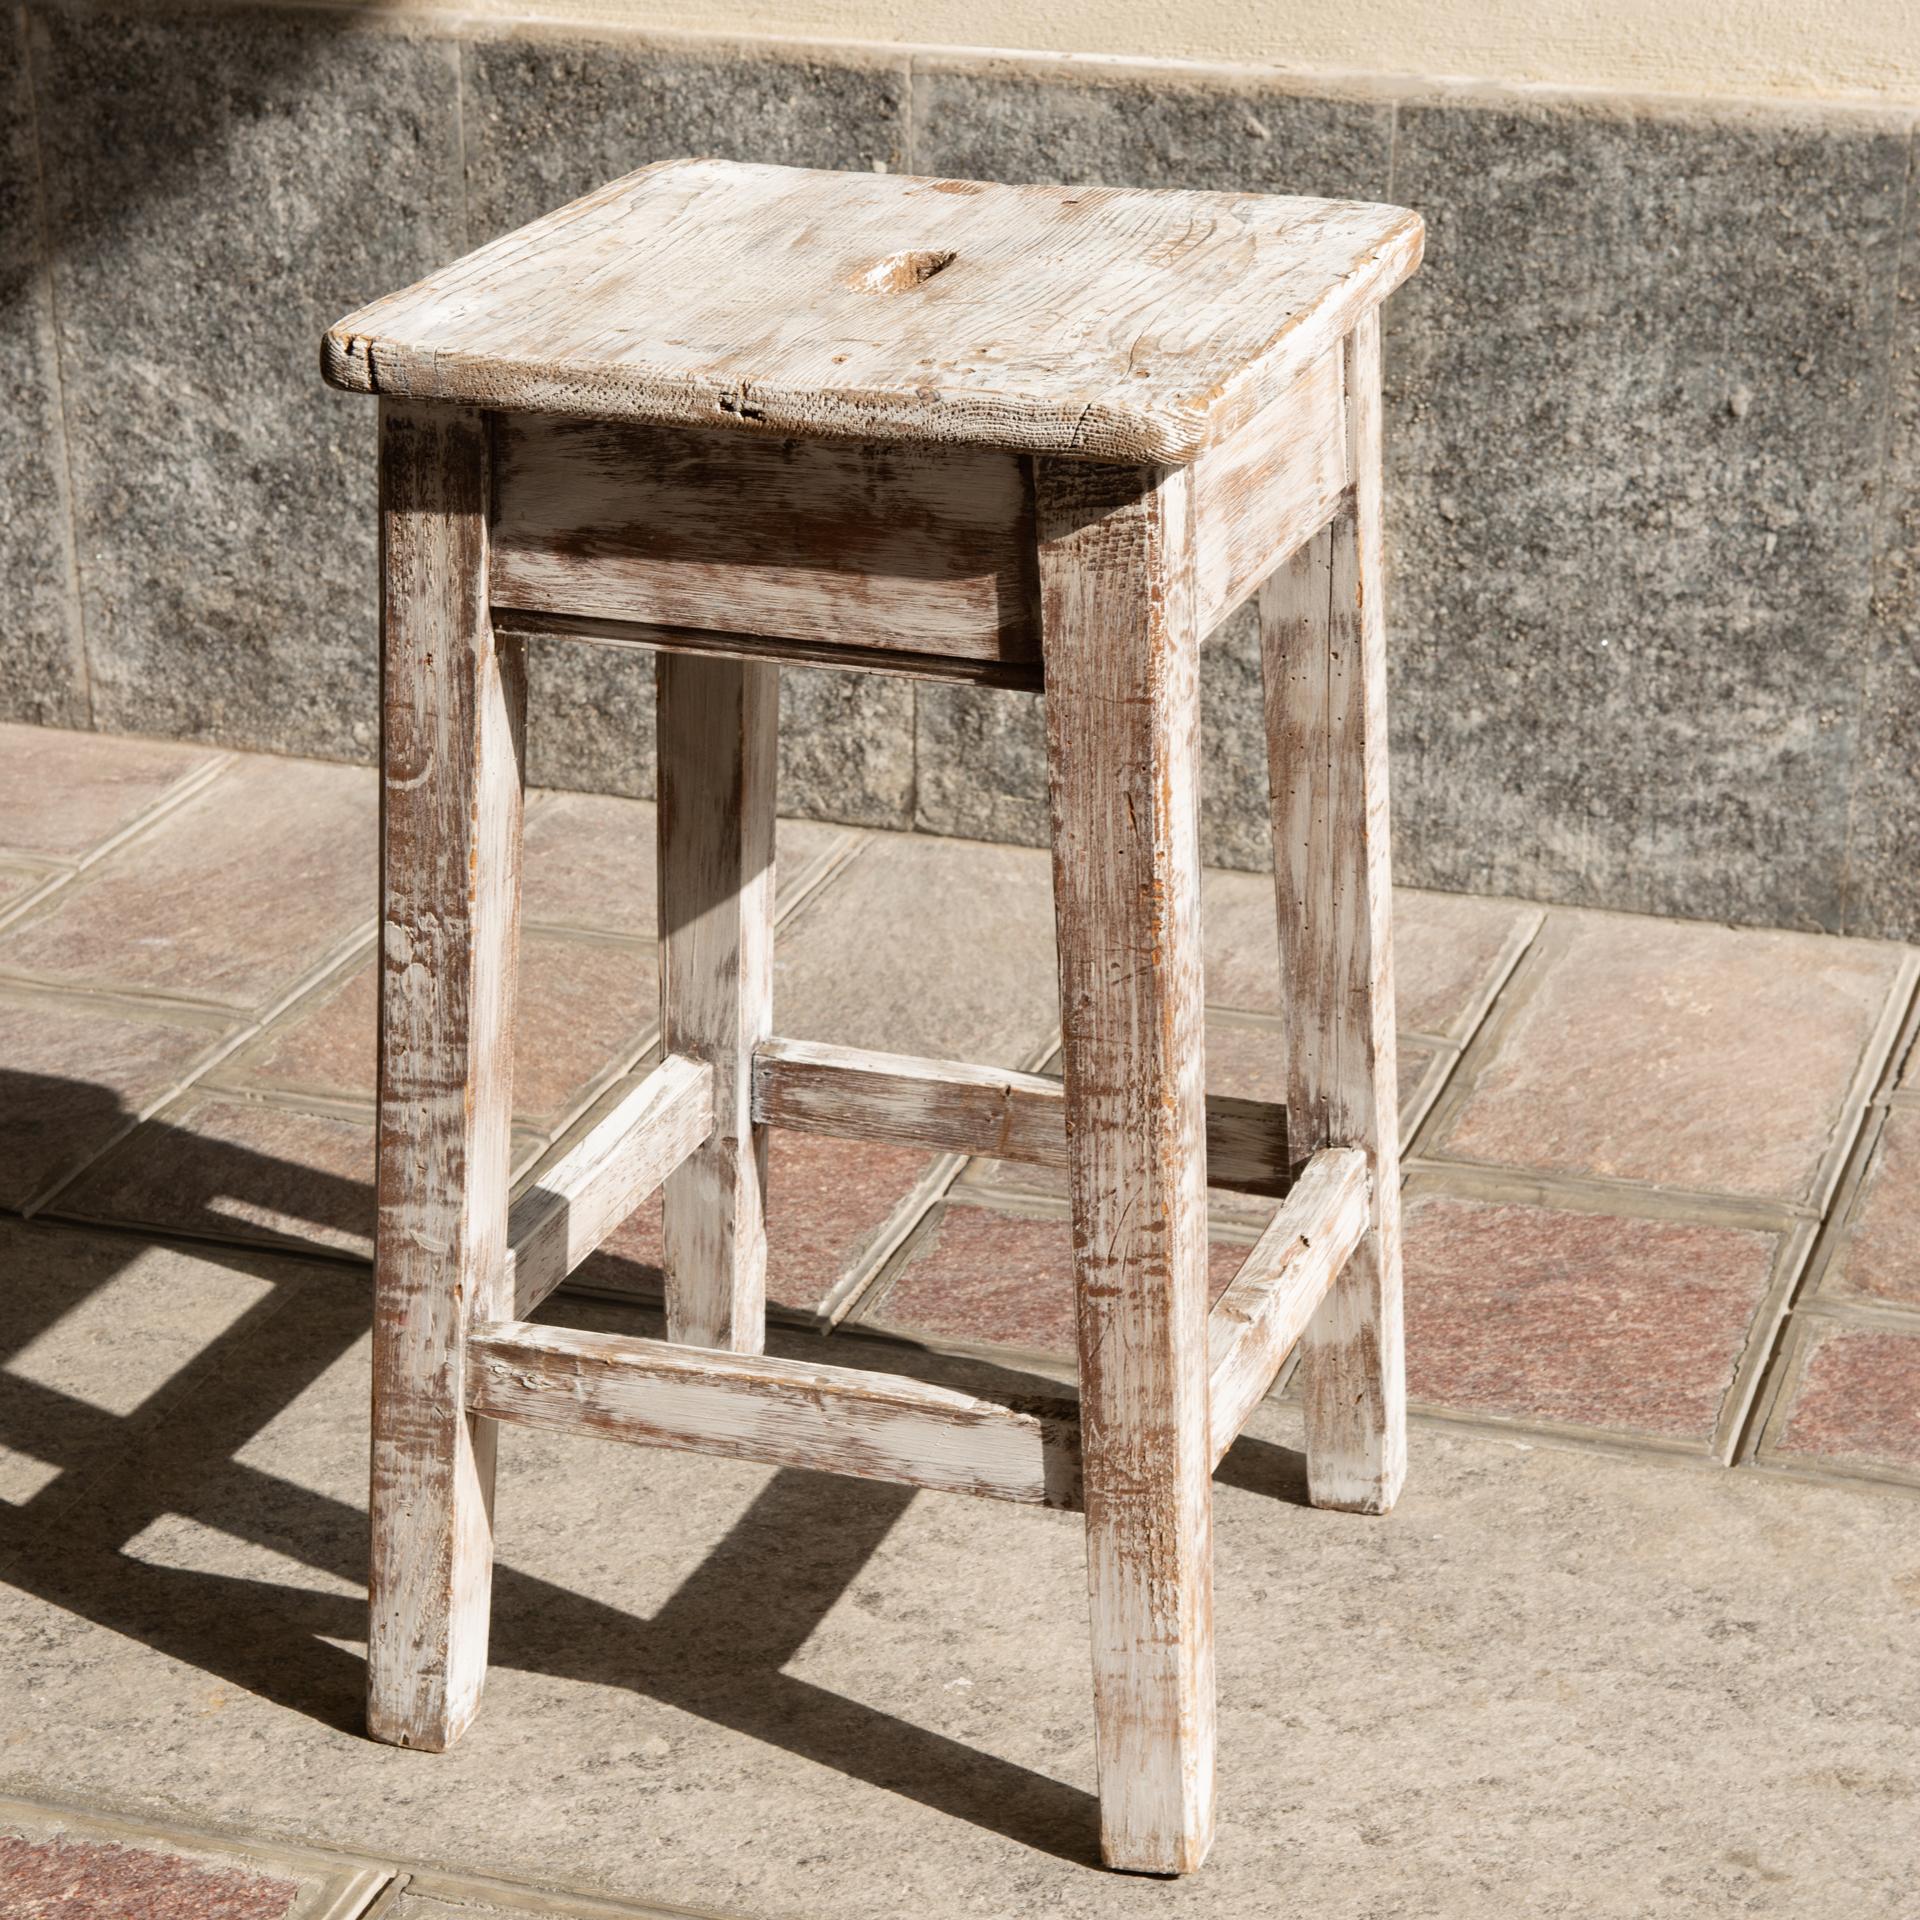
[4,7,1918,936]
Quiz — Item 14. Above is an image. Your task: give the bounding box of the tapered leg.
[368,401,524,1749]
[1257,308,1407,1515]
[656,649,778,1353]
[1037,457,1215,1875]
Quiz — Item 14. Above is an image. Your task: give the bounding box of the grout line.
[16,0,94,731]
[0,751,238,939]
[1710,1218,1820,1465]
[1402,1156,1805,1232]
[17,918,377,1218]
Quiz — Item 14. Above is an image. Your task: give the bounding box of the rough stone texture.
[0,1834,298,1920]
[461,32,916,827]
[0,994,232,1208]
[1432,909,1904,1203]
[5,1212,1920,1915]
[1401,1188,1781,1442]
[1847,152,1920,939]
[0,757,374,1012]
[1387,97,1910,932]
[0,723,217,862]
[1811,1104,1920,1309]
[0,11,85,729]
[906,67,1393,869]
[1771,1320,1920,1472]
[28,8,463,758]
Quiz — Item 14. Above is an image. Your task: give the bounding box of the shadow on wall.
[0,1066,1311,1865]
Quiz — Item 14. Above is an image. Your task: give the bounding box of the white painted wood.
[751,1034,1291,1198]
[492,416,1039,664]
[506,1053,715,1317]
[1257,305,1407,1515]
[323,158,1424,464]
[657,649,778,1353]
[1206,1147,1369,1468]
[1189,347,1347,638]
[1037,456,1215,1875]
[368,400,522,1753]
[466,1321,1084,1509]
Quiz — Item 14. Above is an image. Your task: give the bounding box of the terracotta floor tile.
[56,1095,375,1258]
[1431,913,1903,1204]
[0,995,232,1208]
[225,931,659,1134]
[1770,1322,1920,1474]
[860,1200,1250,1364]
[0,757,374,1010]
[1402,1190,1780,1443]
[0,862,50,913]
[0,721,219,862]
[1811,1105,1920,1310]
[1201,872,1535,1038]
[0,1834,300,1920]
[773,834,1059,1065]
[576,1129,939,1315]
[523,791,851,938]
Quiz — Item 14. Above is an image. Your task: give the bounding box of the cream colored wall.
[447,0,1920,108]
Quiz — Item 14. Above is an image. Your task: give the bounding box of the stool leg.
[656,650,777,1354]
[1036,458,1215,1875]
[368,402,524,1749]
[1257,309,1407,1515]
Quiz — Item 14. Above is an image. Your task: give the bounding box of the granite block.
[1432,909,1902,1204]
[1402,1188,1780,1443]
[908,60,1393,197]
[460,33,908,240]
[29,7,463,757]
[1387,98,1909,930]
[1845,139,1920,940]
[0,1834,300,1920]
[0,10,85,728]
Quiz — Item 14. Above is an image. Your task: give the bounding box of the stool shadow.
[0,1065,1310,1869]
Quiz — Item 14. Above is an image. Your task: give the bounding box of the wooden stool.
[323,159,1422,1876]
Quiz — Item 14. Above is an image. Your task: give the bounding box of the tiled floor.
[3,718,1917,1484]
[5,721,1920,1917]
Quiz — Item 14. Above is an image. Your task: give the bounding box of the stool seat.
[323,157,1422,464]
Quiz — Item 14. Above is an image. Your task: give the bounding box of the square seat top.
[324,158,1422,465]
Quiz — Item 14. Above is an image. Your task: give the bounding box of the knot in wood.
[849,248,957,294]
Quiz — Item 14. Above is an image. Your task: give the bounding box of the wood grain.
[467,1321,1083,1509]
[1206,1147,1369,1468]
[368,400,522,1752]
[657,649,778,1353]
[1257,306,1407,1515]
[492,415,1039,663]
[506,1052,714,1317]
[751,1035,1291,1198]
[323,158,1423,465]
[1037,455,1215,1874]
[1189,347,1346,638]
